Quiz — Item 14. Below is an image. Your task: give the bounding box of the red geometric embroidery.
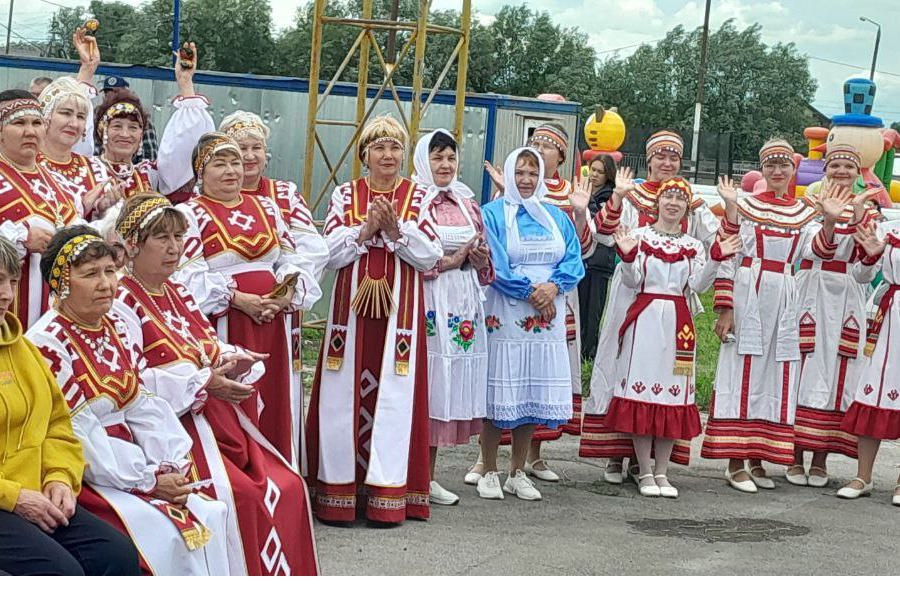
[668,384,681,397]
[651,383,663,395]
[632,381,646,394]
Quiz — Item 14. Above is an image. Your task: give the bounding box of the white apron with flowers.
[424,221,488,422]
[484,217,572,426]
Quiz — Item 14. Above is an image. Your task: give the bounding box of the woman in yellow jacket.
[0,234,139,576]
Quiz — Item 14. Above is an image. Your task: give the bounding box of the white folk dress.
[481,198,584,430]
[701,192,835,465]
[794,202,882,457]
[841,220,900,441]
[604,227,721,443]
[580,181,718,463]
[423,193,494,445]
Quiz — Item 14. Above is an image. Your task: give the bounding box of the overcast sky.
[12,0,900,123]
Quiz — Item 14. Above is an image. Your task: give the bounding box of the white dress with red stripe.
[0,158,85,330]
[701,192,834,465]
[604,227,721,442]
[581,182,718,463]
[26,310,230,575]
[113,278,319,575]
[306,177,441,524]
[794,203,882,457]
[841,221,900,440]
[173,192,322,471]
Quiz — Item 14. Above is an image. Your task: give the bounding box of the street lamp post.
[859,16,881,81]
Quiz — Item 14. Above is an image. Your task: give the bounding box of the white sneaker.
[525,459,560,482]
[476,471,504,500]
[464,462,484,486]
[502,470,542,501]
[429,481,460,506]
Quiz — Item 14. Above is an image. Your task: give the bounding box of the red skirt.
[217,271,295,461]
[841,401,900,441]
[183,400,318,575]
[604,396,702,440]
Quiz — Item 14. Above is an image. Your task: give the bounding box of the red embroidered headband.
[0,98,42,126]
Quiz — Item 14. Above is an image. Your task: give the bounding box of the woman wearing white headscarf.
[413,129,494,506]
[477,147,584,501]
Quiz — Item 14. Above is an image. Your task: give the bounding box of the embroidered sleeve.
[155,95,215,195]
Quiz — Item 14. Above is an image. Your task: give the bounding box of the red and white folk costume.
[0,99,85,330]
[96,96,214,201]
[581,132,719,464]
[174,137,321,469]
[26,233,229,575]
[114,274,319,575]
[841,220,900,441]
[794,146,882,457]
[701,145,838,465]
[36,77,107,203]
[306,175,441,524]
[604,215,725,443]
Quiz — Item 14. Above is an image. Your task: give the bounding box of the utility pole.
[860,16,881,81]
[172,0,181,67]
[5,0,15,55]
[689,0,711,183]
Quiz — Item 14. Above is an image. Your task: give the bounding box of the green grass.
[581,290,720,411]
[305,290,721,411]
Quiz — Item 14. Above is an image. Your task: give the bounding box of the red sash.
[619,292,695,376]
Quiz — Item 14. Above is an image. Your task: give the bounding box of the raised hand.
[612,226,638,256]
[612,166,635,198]
[851,187,879,224]
[72,26,100,69]
[484,160,504,194]
[717,175,740,222]
[853,221,886,258]
[173,42,198,96]
[819,184,853,223]
[716,233,743,258]
[569,176,591,211]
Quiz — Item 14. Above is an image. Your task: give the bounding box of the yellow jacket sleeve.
[28,340,84,495]
[0,478,22,512]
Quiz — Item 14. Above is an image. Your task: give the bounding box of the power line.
[807,54,900,79]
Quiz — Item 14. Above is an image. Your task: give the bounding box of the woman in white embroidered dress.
[788,144,882,487]
[27,226,229,575]
[582,130,720,484]
[477,147,584,502]
[701,139,852,493]
[413,129,494,507]
[836,219,900,506]
[173,133,321,469]
[606,177,740,498]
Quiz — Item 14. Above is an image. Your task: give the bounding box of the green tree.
[595,20,817,160]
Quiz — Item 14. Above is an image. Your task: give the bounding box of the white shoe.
[525,459,560,482]
[464,462,484,486]
[893,486,900,507]
[807,468,829,488]
[429,481,460,506]
[725,468,758,493]
[476,471,504,500]
[655,475,678,499]
[836,478,873,499]
[603,463,624,485]
[502,470,542,501]
[638,474,660,497]
[749,466,776,490]
[785,466,808,486]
